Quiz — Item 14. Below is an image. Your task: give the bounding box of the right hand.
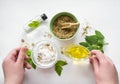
[89,50,119,84]
[2,47,31,84]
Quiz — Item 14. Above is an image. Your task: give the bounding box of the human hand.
[2,47,31,84]
[89,50,119,84]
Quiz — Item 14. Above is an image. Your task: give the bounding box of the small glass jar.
[24,13,47,33]
[61,44,89,63]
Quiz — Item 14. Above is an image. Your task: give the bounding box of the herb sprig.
[26,50,36,69]
[28,21,40,29]
[55,60,67,76]
[79,30,107,52]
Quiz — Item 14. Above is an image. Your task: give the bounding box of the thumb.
[89,57,99,73]
[17,47,27,64]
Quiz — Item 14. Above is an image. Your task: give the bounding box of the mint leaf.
[91,44,100,49]
[26,58,36,69]
[97,39,104,48]
[80,30,107,53]
[85,35,98,44]
[26,50,31,56]
[55,60,67,76]
[79,42,93,51]
[28,21,40,29]
[97,39,104,45]
[88,45,93,51]
[26,50,36,69]
[55,60,67,66]
[55,66,63,76]
[95,30,104,39]
[79,42,89,47]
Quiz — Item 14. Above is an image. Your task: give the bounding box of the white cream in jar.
[32,41,57,68]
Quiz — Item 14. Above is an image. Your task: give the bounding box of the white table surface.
[0,0,120,84]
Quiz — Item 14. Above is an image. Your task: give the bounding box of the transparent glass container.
[24,13,47,33]
[61,44,89,63]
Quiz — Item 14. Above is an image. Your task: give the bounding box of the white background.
[0,0,120,84]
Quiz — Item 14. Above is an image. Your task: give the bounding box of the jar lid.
[41,13,48,21]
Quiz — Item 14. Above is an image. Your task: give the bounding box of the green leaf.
[101,49,104,53]
[26,50,36,69]
[91,44,100,49]
[97,39,104,45]
[85,35,98,44]
[26,59,36,69]
[79,42,89,47]
[26,50,31,57]
[55,60,67,76]
[88,46,93,51]
[79,30,107,53]
[28,21,40,29]
[55,66,63,76]
[95,30,104,39]
[55,60,67,66]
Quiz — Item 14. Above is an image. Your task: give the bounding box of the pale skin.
[2,47,31,84]
[2,48,119,84]
[89,50,119,84]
